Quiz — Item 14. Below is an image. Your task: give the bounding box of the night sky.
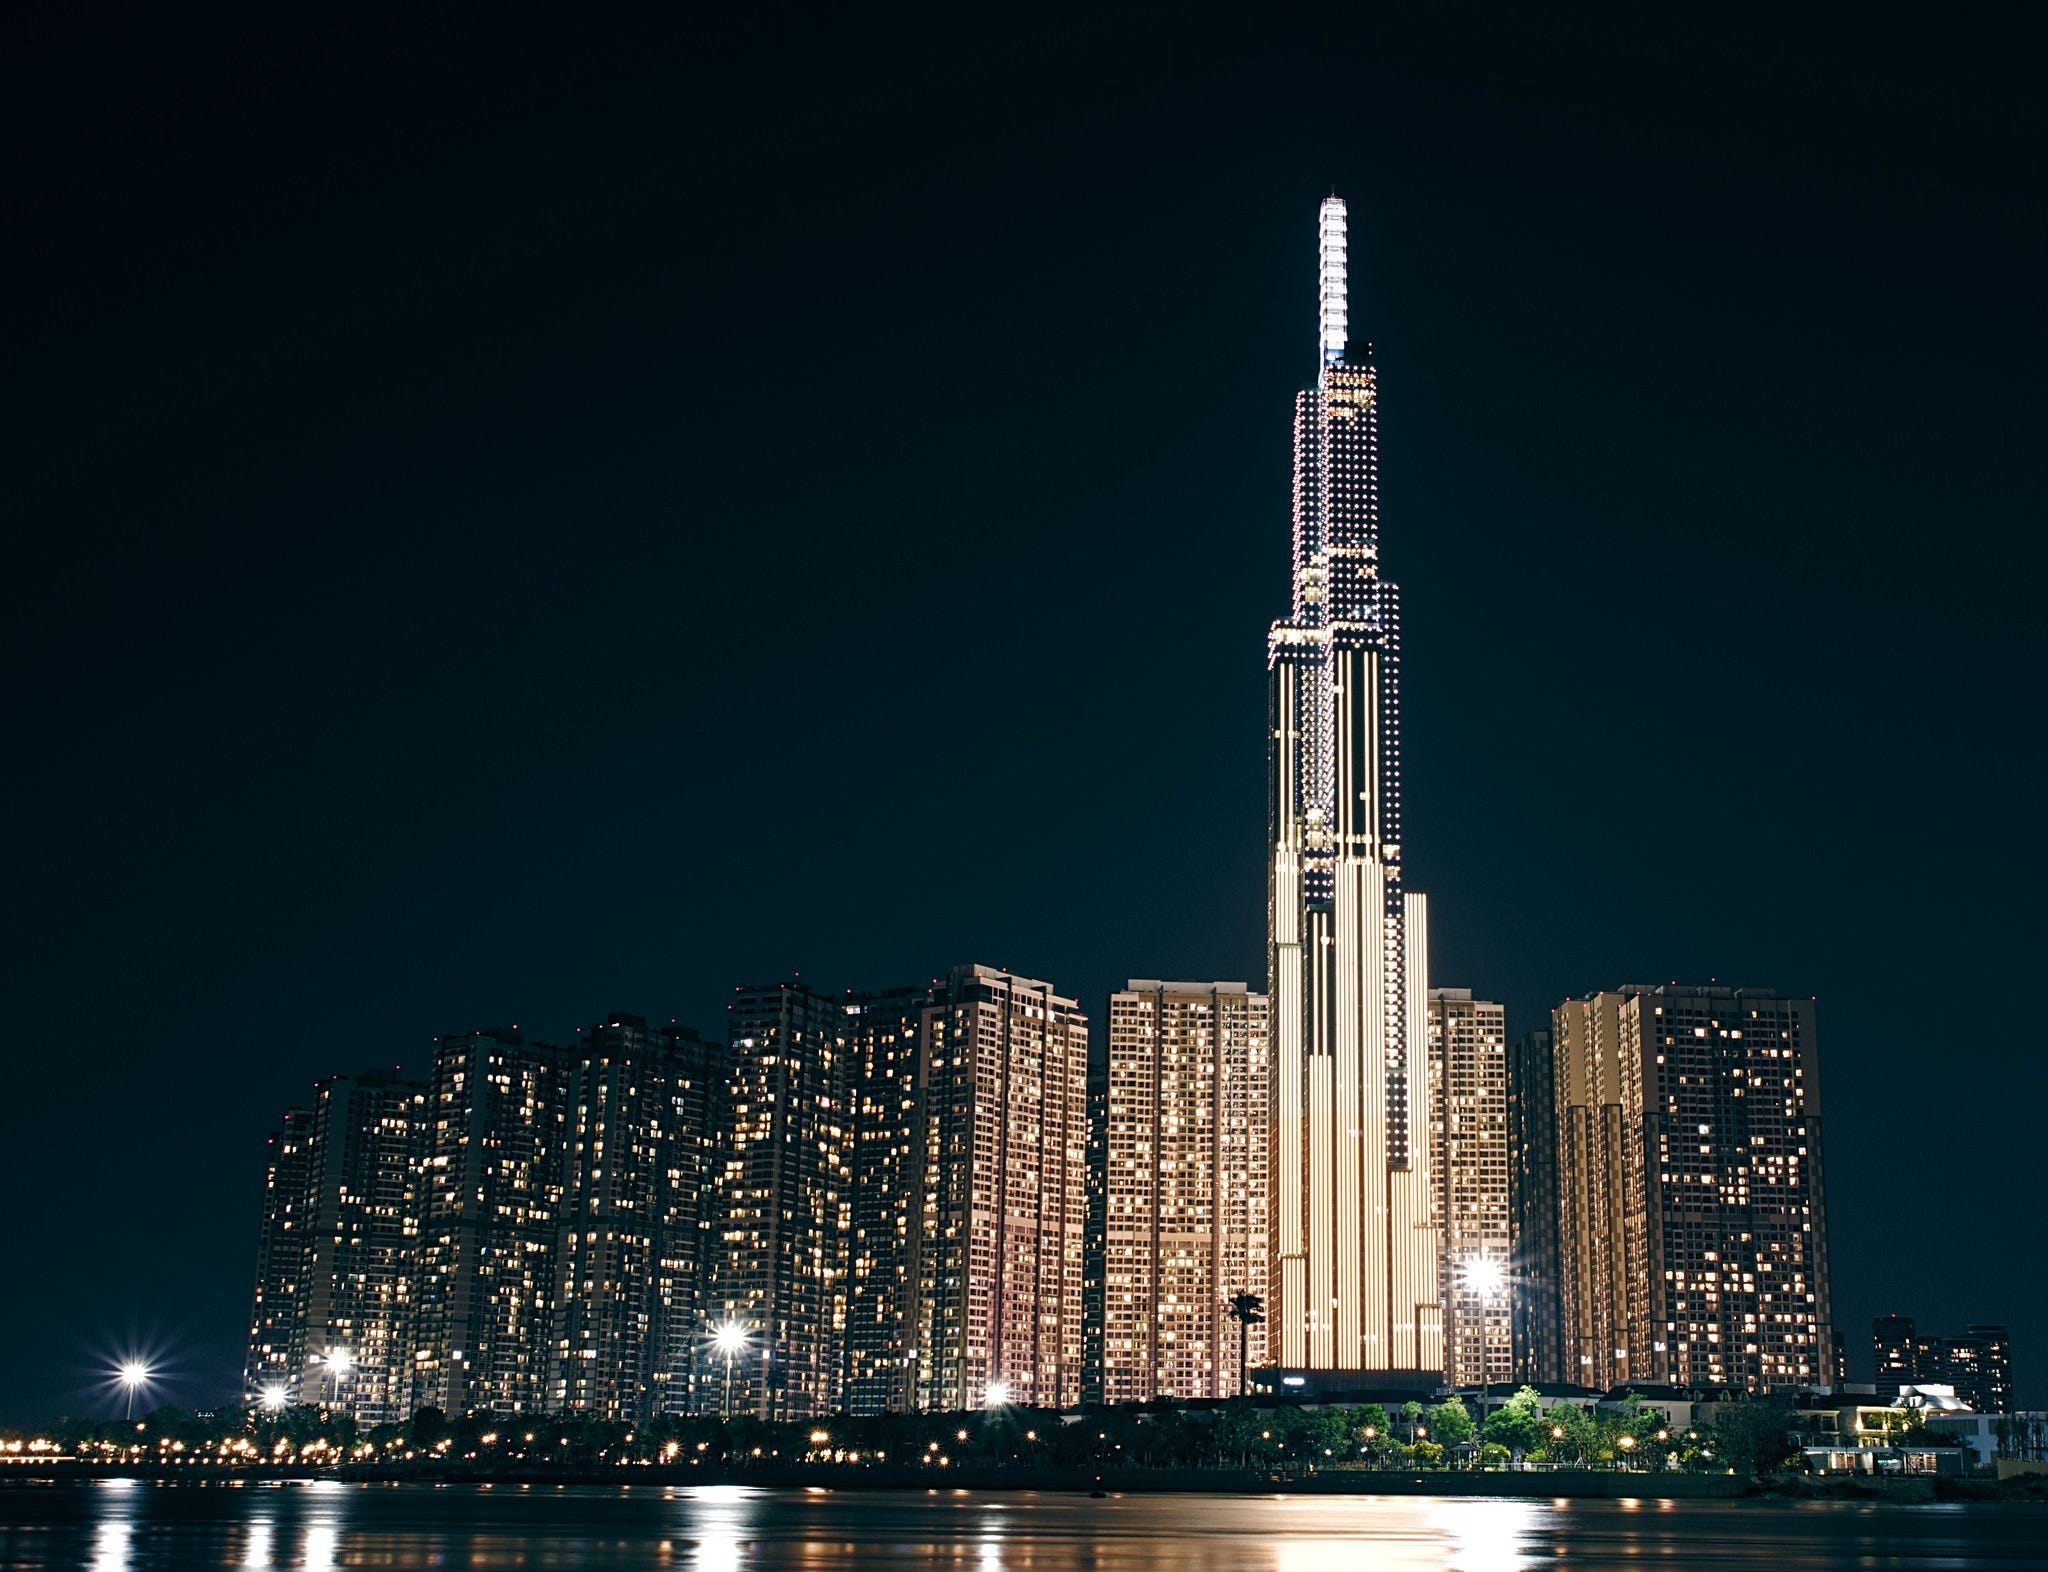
[5,9,2041,1421]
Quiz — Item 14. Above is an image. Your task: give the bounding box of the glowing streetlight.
[260,1384,289,1412]
[118,1360,151,1422]
[712,1321,750,1417]
[985,1382,1010,1408]
[315,1348,353,1413]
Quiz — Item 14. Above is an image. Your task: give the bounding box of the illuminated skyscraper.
[1555,985,1834,1392]
[295,1069,428,1422]
[552,1012,722,1422]
[411,1026,569,1417]
[843,984,939,1414]
[1507,1027,1565,1383]
[915,965,1090,1410]
[1096,981,1270,1402]
[713,982,851,1420]
[1267,194,1440,1377]
[1428,989,1510,1389]
[244,1107,316,1402]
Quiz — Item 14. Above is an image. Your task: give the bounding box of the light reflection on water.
[0,1480,2039,1570]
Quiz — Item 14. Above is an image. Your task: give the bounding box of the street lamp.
[985,1382,1011,1408]
[260,1384,289,1413]
[1458,1258,1506,1429]
[1618,1433,1636,1471]
[713,1322,749,1418]
[314,1349,353,1414]
[118,1361,151,1422]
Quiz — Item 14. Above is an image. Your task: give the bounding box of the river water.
[1,1481,2042,1569]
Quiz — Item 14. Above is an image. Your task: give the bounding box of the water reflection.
[239,1512,272,1568]
[90,1517,130,1572]
[686,1484,759,1571]
[4,1482,2041,1570]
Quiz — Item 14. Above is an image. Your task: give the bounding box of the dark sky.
[5,8,2041,1421]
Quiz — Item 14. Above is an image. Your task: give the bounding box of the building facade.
[295,1070,429,1422]
[1874,1313,1927,1391]
[1266,194,1439,1379]
[551,1013,720,1422]
[712,983,850,1420]
[244,1107,316,1402]
[409,1027,569,1417]
[1429,989,1510,1390]
[1507,1027,1564,1383]
[843,985,938,1414]
[916,965,1090,1410]
[1943,1326,2014,1414]
[1556,985,1834,1393]
[1096,981,1270,1403]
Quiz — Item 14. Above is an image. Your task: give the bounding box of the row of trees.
[7,1388,1810,1476]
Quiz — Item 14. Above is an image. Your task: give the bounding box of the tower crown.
[1318,195,1348,366]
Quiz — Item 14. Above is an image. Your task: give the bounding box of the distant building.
[1429,989,1510,1390]
[295,1069,429,1423]
[916,965,1090,1410]
[244,1108,316,1403]
[1554,985,1834,1393]
[1945,1325,2015,1414]
[1094,981,1270,1403]
[1874,1313,1925,1389]
[1871,1316,2016,1411]
[1507,1027,1563,1383]
[411,1027,569,1417]
[552,1012,721,1422]
[712,984,849,1420]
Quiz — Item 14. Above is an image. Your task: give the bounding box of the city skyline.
[5,12,2040,1423]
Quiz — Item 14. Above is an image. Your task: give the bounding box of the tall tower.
[1268,194,1441,1377]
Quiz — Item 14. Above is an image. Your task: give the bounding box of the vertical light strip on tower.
[1318,196,1348,365]
[1269,193,1441,1379]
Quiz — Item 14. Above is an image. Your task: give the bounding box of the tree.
[1428,1398,1475,1449]
[1542,1403,1597,1466]
[1290,1406,1353,1465]
[1226,1292,1265,1399]
[1706,1395,1798,1480]
[1482,1386,1547,1460]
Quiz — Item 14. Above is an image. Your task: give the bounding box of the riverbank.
[0,1460,1944,1500]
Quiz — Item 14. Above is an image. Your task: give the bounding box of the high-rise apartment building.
[652,1022,725,1417]
[1095,981,1270,1403]
[1943,1325,2014,1414]
[1555,986,1833,1392]
[552,1012,721,1422]
[1429,989,1510,1390]
[916,965,1090,1410]
[1507,1027,1564,1383]
[843,984,938,1415]
[1267,194,1439,1379]
[244,1108,316,1402]
[410,1027,569,1417]
[712,983,850,1420]
[1874,1312,1926,1391]
[296,1070,429,1422]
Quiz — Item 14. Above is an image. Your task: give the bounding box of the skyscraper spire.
[1318,195,1348,367]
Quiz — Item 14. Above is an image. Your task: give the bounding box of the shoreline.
[7,1462,2033,1503]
